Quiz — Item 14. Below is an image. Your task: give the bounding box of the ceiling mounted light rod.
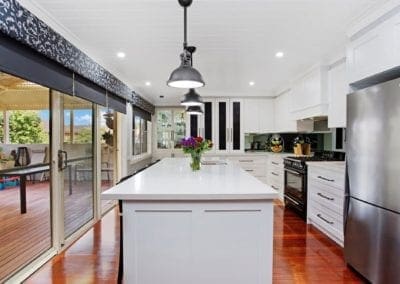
[167,0,205,89]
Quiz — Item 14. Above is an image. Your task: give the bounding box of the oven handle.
[285,195,300,206]
[285,169,301,176]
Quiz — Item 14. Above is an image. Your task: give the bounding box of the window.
[132,107,151,157]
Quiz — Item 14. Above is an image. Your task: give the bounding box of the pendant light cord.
[183,7,187,49]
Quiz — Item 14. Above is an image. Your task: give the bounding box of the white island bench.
[102,158,277,284]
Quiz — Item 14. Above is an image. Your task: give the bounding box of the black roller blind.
[0,34,73,94]
[132,106,151,122]
[0,34,127,113]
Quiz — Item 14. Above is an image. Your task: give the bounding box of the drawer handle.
[245,169,254,172]
[271,185,278,190]
[317,213,334,225]
[239,160,253,163]
[317,175,335,182]
[271,161,279,165]
[271,172,279,176]
[317,192,334,201]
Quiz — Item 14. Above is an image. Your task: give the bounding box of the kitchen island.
[102,158,277,284]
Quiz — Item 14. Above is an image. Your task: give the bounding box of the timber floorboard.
[26,203,364,283]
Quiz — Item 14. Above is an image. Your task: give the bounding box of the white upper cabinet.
[290,66,329,120]
[328,60,348,128]
[274,90,297,132]
[347,9,400,84]
[243,98,274,133]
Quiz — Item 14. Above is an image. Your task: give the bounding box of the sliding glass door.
[0,72,52,282]
[53,92,95,240]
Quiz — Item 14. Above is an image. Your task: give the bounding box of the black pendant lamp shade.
[167,0,205,89]
[186,105,203,115]
[181,88,203,106]
[167,62,205,89]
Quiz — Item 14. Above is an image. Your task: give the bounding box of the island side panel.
[123,200,273,284]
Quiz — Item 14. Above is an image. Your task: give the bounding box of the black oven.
[284,159,307,220]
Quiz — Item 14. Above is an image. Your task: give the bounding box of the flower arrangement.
[180,136,213,171]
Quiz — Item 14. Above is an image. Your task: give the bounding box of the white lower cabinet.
[266,155,285,201]
[226,154,286,201]
[307,163,345,246]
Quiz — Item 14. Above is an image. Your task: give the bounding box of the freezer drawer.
[344,197,400,284]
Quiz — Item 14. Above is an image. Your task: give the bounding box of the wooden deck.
[0,179,103,282]
[26,203,363,283]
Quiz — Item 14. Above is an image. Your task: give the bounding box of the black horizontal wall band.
[0,0,154,114]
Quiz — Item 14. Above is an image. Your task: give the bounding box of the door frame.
[50,90,98,250]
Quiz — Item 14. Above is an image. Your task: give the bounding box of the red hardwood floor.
[27,204,363,283]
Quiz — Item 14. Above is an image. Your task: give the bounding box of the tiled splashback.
[245,133,332,152]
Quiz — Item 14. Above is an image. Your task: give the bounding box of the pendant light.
[181,88,203,106]
[167,0,205,89]
[186,105,203,115]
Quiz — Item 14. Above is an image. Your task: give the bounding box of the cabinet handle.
[231,128,233,143]
[271,185,278,190]
[271,172,279,176]
[245,169,254,172]
[317,192,334,201]
[317,213,334,225]
[318,176,335,182]
[239,160,254,163]
[271,161,279,165]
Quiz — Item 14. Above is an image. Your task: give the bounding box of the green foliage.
[74,127,92,143]
[9,111,47,144]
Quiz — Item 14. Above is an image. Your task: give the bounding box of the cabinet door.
[276,90,299,132]
[347,22,390,84]
[189,114,199,137]
[216,99,229,152]
[259,99,274,132]
[243,99,259,133]
[328,61,348,128]
[230,99,243,152]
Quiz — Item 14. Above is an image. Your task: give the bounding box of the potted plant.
[102,131,113,146]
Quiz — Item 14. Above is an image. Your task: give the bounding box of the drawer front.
[267,174,283,198]
[309,202,344,239]
[229,156,267,165]
[269,157,283,168]
[308,180,344,215]
[241,164,267,177]
[308,167,344,190]
[267,170,283,183]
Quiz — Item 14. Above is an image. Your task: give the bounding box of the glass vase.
[190,152,201,171]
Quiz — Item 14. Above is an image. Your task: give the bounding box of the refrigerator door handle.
[343,162,350,234]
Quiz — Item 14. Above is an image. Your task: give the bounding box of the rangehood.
[297,116,331,133]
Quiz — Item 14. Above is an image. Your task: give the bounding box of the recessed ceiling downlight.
[117,52,126,58]
[249,81,255,86]
[275,51,284,58]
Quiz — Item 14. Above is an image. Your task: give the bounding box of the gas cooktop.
[286,151,346,162]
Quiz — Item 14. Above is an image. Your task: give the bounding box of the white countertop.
[102,158,278,201]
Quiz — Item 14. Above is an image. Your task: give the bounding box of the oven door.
[284,168,305,203]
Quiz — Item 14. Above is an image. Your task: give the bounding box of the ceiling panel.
[25,0,384,105]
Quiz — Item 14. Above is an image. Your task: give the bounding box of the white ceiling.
[22,0,385,105]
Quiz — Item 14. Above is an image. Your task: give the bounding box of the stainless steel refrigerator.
[345,77,400,283]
